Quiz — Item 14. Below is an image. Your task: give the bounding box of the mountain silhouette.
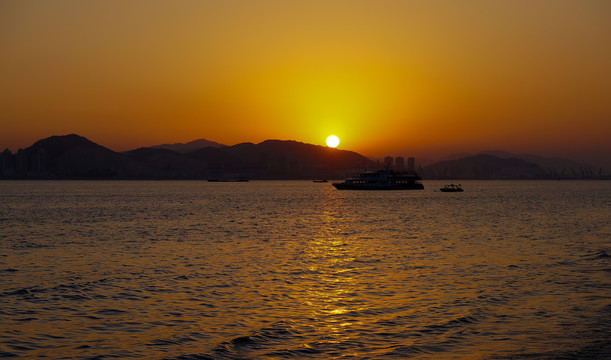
[150,139,225,153]
[0,134,374,179]
[479,150,602,179]
[1,134,606,179]
[123,147,208,178]
[421,154,549,179]
[11,134,150,178]
[426,150,605,179]
[186,139,375,179]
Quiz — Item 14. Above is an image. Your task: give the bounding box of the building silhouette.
[384,156,393,168]
[407,157,415,171]
[395,156,405,170]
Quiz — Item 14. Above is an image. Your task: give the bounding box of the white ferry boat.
[332,168,424,190]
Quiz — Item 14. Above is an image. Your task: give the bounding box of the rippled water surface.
[1,180,610,359]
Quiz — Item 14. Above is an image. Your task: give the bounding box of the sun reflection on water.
[297,206,369,347]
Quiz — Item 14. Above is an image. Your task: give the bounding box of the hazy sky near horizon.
[1,0,610,165]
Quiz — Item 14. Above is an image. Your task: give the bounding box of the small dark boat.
[208,176,249,182]
[440,184,463,192]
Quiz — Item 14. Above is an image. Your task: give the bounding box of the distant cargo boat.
[440,184,463,192]
[208,176,249,182]
[313,179,328,183]
[332,168,424,190]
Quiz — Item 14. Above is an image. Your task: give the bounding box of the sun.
[326,135,340,148]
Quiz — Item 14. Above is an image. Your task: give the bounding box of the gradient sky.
[1,0,610,166]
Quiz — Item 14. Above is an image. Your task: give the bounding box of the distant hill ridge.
[16,134,147,178]
[0,134,375,179]
[150,139,225,153]
[1,134,607,179]
[29,134,108,159]
[429,150,605,179]
[479,150,600,178]
[421,154,548,180]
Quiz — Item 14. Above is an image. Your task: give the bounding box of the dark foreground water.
[1,180,610,359]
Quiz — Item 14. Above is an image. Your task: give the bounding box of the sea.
[1,180,610,360]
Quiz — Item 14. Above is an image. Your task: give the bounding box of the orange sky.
[1,1,610,167]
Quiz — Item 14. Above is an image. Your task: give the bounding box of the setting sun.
[326,135,340,148]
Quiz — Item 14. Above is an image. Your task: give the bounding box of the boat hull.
[332,183,424,190]
[332,167,424,190]
[439,184,463,192]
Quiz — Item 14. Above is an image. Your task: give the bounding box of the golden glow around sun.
[326,135,340,148]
